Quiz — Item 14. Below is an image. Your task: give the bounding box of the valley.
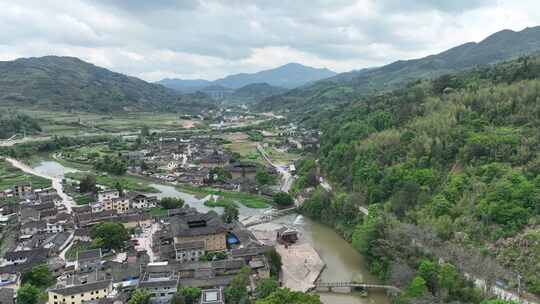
[1,12,540,304]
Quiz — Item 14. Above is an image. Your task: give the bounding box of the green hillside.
[258,26,540,117]
[0,56,215,113]
[296,55,540,301]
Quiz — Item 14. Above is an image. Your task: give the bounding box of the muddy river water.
[31,160,390,304]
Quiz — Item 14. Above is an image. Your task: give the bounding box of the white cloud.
[0,0,539,81]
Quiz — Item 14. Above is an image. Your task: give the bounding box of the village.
[0,120,327,304]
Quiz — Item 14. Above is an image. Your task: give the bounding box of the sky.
[0,0,539,82]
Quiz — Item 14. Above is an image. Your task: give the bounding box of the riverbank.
[3,157,76,212]
[248,221,325,292]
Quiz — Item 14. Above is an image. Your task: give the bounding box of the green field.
[8,108,203,136]
[176,184,270,209]
[66,172,159,193]
[0,159,51,191]
[204,198,238,208]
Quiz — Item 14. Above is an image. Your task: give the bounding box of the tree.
[79,174,97,193]
[159,197,185,209]
[264,248,282,278]
[141,125,150,137]
[417,259,438,293]
[438,263,459,299]
[16,284,40,304]
[255,278,278,299]
[90,222,129,250]
[222,204,239,224]
[209,167,232,183]
[273,192,294,207]
[407,276,428,298]
[115,181,124,197]
[21,265,55,288]
[255,288,322,304]
[128,289,151,304]
[256,170,274,186]
[224,267,251,304]
[178,287,201,304]
[480,301,518,304]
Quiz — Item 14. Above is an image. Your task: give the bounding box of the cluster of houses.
[262,125,321,153]
[124,135,277,194]
[0,180,276,304]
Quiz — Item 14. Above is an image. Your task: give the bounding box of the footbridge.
[313,281,401,294]
[242,207,297,227]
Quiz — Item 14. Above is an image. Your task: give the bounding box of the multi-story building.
[48,280,112,304]
[13,182,33,199]
[103,198,130,214]
[138,262,178,304]
[129,193,158,210]
[97,190,119,203]
[174,241,205,263]
[171,212,227,252]
[75,249,102,273]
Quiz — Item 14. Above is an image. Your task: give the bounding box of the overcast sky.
[1,0,539,82]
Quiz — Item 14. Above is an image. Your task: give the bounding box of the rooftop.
[171,212,226,238]
[77,248,102,261]
[49,280,112,296]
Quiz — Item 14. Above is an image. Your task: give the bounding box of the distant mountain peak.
[257,25,540,113]
[158,62,337,92]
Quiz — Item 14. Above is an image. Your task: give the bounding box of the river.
[26,159,389,304]
[5,158,78,212]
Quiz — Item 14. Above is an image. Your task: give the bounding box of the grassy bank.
[66,172,159,193]
[0,159,51,191]
[176,184,270,208]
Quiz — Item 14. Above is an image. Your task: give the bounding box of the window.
[71,296,74,299]
[54,296,58,299]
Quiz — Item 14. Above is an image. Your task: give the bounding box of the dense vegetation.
[90,222,129,250]
[0,112,41,139]
[0,56,215,113]
[297,54,540,301]
[0,135,112,159]
[257,26,540,119]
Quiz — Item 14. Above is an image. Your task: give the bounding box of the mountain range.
[0,56,215,113]
[157,63,337,92]
[1,26,540,115]
[256,26,540,115]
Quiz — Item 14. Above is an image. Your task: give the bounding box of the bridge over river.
[313,281,401,294]
[242,206,298,227]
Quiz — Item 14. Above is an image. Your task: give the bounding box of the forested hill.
[297,55,540,301]
[226,83,287,104]
[257,26,540,116]
[0,56,215,113]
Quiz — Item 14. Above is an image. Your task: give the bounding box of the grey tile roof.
[77,249,102,261]
[171,212,226,237]
[49,280,112,296]
[174,241,205,250]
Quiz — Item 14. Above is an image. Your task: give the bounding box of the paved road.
[4,157,76,213]
[134,222,159,262]
[256,143,294,193]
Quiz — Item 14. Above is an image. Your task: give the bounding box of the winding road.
[256,143,294,193]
